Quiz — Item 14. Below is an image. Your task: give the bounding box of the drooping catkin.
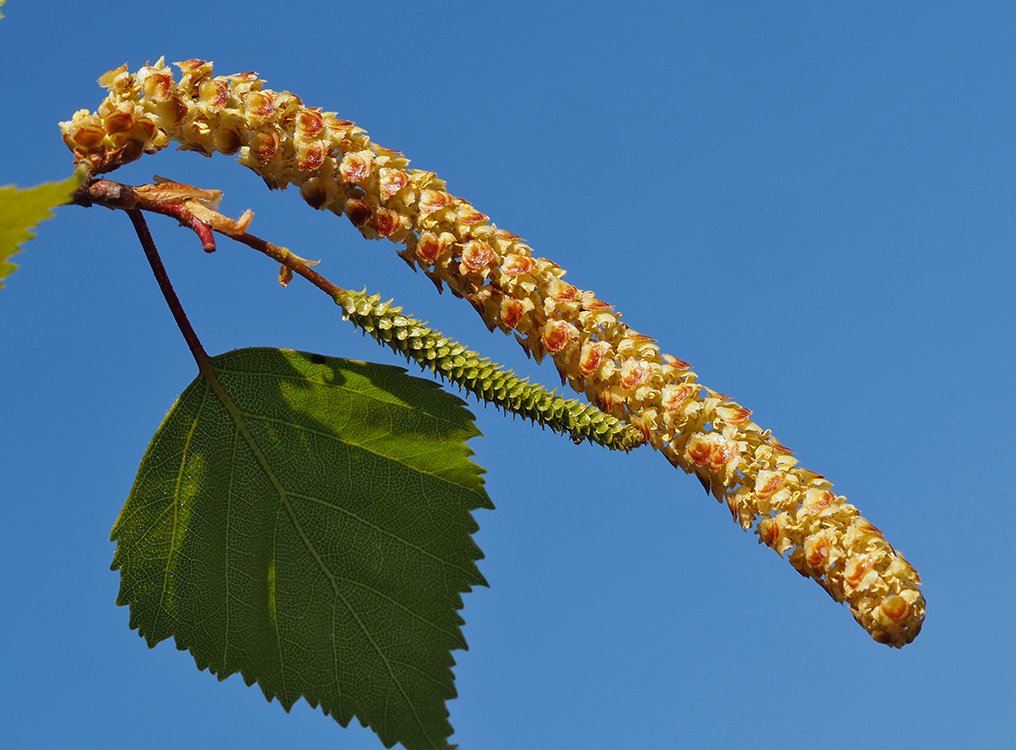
[62,59,925,646]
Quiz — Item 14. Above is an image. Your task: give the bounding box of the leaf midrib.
[200,360,441,750]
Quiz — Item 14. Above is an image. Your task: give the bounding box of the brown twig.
[79,179,345,299]
[74,177,647,452]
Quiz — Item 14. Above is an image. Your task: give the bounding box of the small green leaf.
[112,348,492,750]
[0,171,83,288]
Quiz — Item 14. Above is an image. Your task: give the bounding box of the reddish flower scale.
[61,59,925,647]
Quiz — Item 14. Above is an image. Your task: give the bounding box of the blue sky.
[2,2,1014,748]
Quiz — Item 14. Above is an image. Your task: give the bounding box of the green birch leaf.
[112,348,492,750]
[0,171,82,288]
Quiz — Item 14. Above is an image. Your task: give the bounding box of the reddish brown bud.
[758,517,780,548]
[372,208,401,237]
[175,59,214,91]
[299,179,329,210]
[503,254,536,276]
[114,139,145,164]
[72,125,106,150]
[176,59,213,75]
[629,333,656,344]
[102,108,134,135]
[495,228,523,242]
[709,440,737,473]
[687,437,712,467]
[756,472,786,501]
[723,406,753,427]
[345,199,371,227]
[130,119,159,144]
[662,383,697,412]
[155,96,188,128]
[726,494,740,522]
[845,555,873,589]
[298,144,326,172]
[419,189,452,214]
[542,320,575,353]
[98,64,129,89]
[461,240,496,273]
[141,72,174,101]
[854,519,883,536]
[379,168,409,198]
[548,279,578,301]
[620,360,649,389]
[324,115,356,132]
[803,490,836,515]
[804,532,830,568]
[199,79,231,113]
[214,123,243,155]
[457,207,488,226]
[579,342,609,377]
[663,354,693,370]
[295,108,325,138]
[250,128,282,163]
[340,151,375,184]
[245,91,277,125]
[415,232,443,265]
[500,299,527,330]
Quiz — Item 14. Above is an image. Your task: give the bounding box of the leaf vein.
[288,490,478,581]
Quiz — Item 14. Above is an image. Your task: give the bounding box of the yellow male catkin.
[62,59,925,646]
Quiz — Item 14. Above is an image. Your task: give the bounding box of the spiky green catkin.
[335,289,645,452]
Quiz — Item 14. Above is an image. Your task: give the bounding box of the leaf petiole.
[125,208,210,374]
